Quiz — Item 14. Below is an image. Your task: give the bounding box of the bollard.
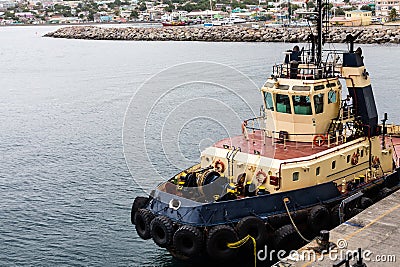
[318,230,330,251]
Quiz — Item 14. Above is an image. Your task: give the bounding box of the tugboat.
[131,0,400,263]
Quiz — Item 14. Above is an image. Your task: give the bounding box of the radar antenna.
[344,31,364,53]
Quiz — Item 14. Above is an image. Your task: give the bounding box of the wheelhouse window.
[276,85,289,90]
[276,94,291,114]
[264,92,274,110]
[328,90,337,104]
[293,86,310,91]
[292,95,312,115]
[264,82,274,88]
[314,93,324,114]
[327,83,336,88]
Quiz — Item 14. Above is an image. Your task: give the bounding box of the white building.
[376,0,400,16]
[0,1,16,11]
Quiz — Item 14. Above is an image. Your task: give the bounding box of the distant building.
[0,1,16,11]
[331,10,372,26]
[15,12,35,19]
[348,10,372,25]
[99,15,113,22]
[376,0,400,17]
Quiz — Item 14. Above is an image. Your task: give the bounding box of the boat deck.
[214,130,400,164]
[214,130,339,160]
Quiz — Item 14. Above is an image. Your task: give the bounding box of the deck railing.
[272,50,345,80]
[243,116,347,149]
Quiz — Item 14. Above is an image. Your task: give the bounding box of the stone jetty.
[44,25,400,44]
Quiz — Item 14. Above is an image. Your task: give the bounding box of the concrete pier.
[274,189,400,266]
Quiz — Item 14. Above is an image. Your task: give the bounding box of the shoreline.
[44,25,400,44]
[0,21,159,27]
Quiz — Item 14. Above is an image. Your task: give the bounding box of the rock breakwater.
[44,25,400,44]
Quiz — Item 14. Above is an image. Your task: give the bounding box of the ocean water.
[0,25,399,266]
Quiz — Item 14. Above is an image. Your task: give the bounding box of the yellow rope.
[227,234,257,267]
[283,198,312,243]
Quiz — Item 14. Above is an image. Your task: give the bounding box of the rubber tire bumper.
[206,225,238,261]
[235,216,268,246]
[150,216,174,248]
[359,197,373,209]
[173,225,203,257]
[274,224,303,251]
[131,197,149,225]
[134,209,155,240]
[308,205,330,234]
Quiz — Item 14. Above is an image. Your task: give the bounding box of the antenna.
[316,0,323,65]
[344,31,363,53]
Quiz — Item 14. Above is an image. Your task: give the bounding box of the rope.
[227,234,257,267]
[283,199,312,243]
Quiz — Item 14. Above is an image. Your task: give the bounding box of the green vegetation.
[130,10,139,19]
[390,8,398,21]
[335,8,345,16]
[360,5,372,11]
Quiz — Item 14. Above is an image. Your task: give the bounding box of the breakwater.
[44,25,400,44]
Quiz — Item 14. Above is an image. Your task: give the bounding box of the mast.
[316,0,323,65]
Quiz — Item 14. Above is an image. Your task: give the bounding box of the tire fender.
[173,225,204,257]
[150,216,174,248]
[308,205,330,234]
[235,216,268,246]
[134,209,155,240]
[206,225,238,261]
[131,197,149,225]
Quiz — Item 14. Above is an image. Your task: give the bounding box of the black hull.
[132,168,400,262]
[148,181,341,226]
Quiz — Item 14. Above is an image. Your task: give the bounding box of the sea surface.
[1,25,399,267]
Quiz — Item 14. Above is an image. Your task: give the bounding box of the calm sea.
[0,25,399,266]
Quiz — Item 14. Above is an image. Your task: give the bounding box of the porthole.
[293,172,299,181]
[360,149,364,157]
[332,160,336,169]
[347,155,351,163]
[316,167,320,176]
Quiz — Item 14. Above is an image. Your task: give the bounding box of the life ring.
[173,225,204,257]
[313,135,326,147]
[131,196,149,225]
[256,170,267,185]
[241,120,247,134]
[150,216,175,248]
[235,216,268,246]
[134,209,155,240]
[206,225,238,260]
[307,205,330,234]
[351,152,359,165]
[214,159,225,173]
